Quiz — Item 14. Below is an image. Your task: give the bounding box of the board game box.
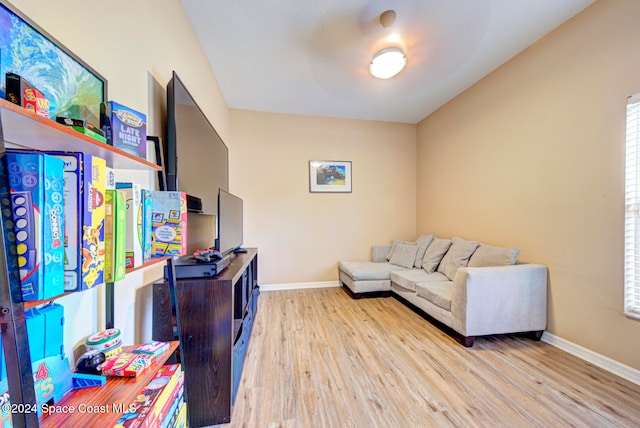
[116,183,143,268]
[105,189,127,282]
[151,191,187,256]
[5,151,65,300]
[103,101,147,158]
[48,152,106,291]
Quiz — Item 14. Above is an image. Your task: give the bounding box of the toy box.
[102,101,147,158]
[5,72,50,118]
[105,189,127,282]
[48,152,106,291]
[151,191,187,256]
[116,183,143,268]
[5,151,65,300]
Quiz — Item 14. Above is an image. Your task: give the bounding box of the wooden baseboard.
[541,332,640,386]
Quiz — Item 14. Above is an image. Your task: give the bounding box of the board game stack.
[48,152,106,291]
[114,364,183,428]
[4,151,65,300]
[151,191,188,256]
[116,183,143,268]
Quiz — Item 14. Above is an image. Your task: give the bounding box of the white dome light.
[369,47,407,79]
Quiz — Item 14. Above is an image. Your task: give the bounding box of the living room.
[8,0,638,419]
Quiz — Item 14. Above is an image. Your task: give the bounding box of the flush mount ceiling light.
[369,47,407,79]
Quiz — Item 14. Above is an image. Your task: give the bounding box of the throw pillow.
[421,238,452,273]
[468,245,521,267]
[389,243,419,269]
[413,234,435,268]
[386,238,413,261]
[437,237,480,280]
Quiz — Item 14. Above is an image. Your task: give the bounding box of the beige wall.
[416,0,640,370]
[9,0,228,354]
[229,110,416,284]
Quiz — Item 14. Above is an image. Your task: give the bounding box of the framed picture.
[309,160,352,193]
[0,2,107,126]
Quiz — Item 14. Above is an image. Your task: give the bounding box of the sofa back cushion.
[468,244,520,267]
[437,237,480,280]
[389,243,419,268]
[414,234,435,268]
[421,238,452,273]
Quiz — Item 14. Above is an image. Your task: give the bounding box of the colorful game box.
[4,151,65,300]
[105,189,127,282]
[114,364,181,428]
[99,352,155,378]
[133,341,169,358]
[116,183,143,268]
[151,191,187,256]
[142,189,152,261]
[103,101,147,158]
[48,152,106,291]
[5,72,50,118]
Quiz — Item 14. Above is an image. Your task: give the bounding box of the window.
[625,94,640,319]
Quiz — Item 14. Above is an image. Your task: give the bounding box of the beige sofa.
[338,236,548,347]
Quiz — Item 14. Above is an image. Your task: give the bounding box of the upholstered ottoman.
[338,261,409,298]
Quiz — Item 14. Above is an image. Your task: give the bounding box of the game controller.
[193,248,223,262]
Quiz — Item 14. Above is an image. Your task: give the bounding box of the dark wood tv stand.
[152,248,259,427]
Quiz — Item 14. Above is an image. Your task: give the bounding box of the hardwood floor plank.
[227,288,640,427]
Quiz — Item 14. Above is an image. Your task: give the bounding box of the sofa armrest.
[371,245,392,262]
[451,264,548,337]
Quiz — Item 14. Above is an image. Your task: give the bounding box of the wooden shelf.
[0,98,160,171]
[22,257,171,310]
[39,341,179,428]
[125,256,170,275]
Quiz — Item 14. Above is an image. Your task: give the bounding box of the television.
[216,189,243,255]
[166,71,228,215]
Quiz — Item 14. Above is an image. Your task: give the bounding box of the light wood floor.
[228,287,640,427]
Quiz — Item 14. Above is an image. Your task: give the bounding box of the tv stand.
[152,248,259,427]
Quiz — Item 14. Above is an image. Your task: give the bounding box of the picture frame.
[0,1,107,126]
[309,160,352,193]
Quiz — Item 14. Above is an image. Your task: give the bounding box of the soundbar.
[164,253,231,280]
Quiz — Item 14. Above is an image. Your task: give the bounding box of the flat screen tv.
[216,189,243,255]
[166,71,228,215]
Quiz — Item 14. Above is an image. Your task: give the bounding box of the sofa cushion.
[338,261,409,281]
[389,243,419,268]
[414,234,435,268]
[415,281,453,311]
[391,270,448,292]
[421,238,452,273]
[386,239,412,261]
[468,244,521,267]
[437,237,480,280]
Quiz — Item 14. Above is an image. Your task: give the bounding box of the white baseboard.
[542,332,640,386]
[259,281,340,292]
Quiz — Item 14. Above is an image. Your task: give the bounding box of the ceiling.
[182,0,596,124]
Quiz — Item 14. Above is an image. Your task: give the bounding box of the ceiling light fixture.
[369,47,407,79]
